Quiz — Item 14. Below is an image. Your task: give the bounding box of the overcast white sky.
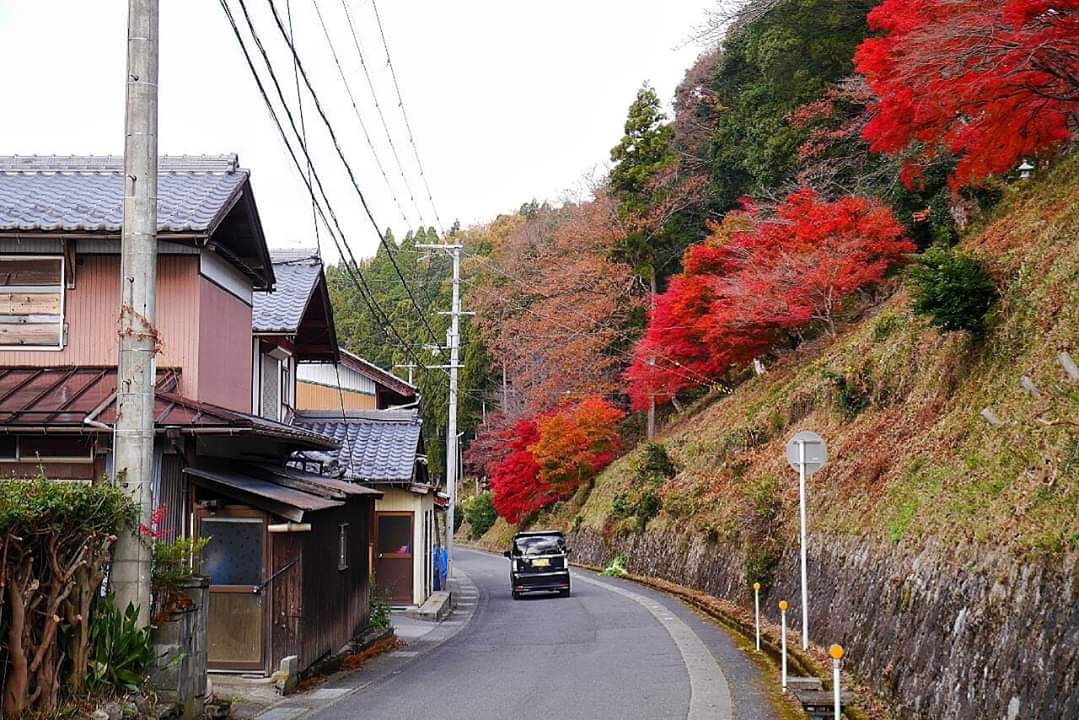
[0,0,715,259]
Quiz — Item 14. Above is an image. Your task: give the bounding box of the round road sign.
[786,431,828,476]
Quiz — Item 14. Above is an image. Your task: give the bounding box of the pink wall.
[197,276,253,413]
[0,253,254,412]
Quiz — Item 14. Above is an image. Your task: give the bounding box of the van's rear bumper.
[512,570,571,593]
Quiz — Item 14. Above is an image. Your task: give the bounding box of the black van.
[504,531,571,599]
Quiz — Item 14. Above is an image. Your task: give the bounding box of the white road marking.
[575,574,734,720]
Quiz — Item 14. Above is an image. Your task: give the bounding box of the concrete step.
[792,688,855,720]
[786,676,824,692]
[407,591,453,622]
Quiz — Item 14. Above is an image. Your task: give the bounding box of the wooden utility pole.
[112,0,159,623]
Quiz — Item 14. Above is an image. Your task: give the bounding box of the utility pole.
[418,243,472,578]
[113,0,159,623]
[393,363,417,385]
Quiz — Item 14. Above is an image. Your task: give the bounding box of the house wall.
[375,487,435,606]
[295,381,376,411]
[0,252,256,412]
[197,276,253,412]
[0,254,198,374]
[293,499,373,670]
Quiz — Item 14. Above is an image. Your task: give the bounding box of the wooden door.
[198,509,267,670]
[375,512,414,605]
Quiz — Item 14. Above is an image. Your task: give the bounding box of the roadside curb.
[248,567,481,720]
[570,561,885,720]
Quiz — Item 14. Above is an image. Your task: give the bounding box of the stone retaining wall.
[568,528,1079,719]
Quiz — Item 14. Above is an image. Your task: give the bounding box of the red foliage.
[627,190,914,408]
[531,397,625,496]
[489,419,551,524]
[855,0,1079,188]
[490,398,625,522]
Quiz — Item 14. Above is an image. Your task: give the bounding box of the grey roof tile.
[251,249,322,333]
[0,155,248,233]
[293,410,422,483]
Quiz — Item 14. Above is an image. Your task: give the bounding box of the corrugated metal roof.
[0,154,247,233]
[293,410,422,483]
[0,365,336,449]
[184,467,341,523]
[252,249,323,334]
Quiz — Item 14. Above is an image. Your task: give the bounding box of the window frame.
[338,522,350,571]
[0,436,94,464]
[0,254,66,351]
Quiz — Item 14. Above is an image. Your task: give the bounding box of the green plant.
[871,312,907,341]
[151,535,210,621]
[638,443,677,482]
[368,579,391,630]
[906,247,999,334]
[461,492,498,539]
[825,370,870,419]
[602,556,628,577]
[86,595,156,694]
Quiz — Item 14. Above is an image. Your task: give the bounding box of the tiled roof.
[0,154,248,233]
[252,249,322,334]
[293,410,422,484]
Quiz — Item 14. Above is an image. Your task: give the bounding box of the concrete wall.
[151,577,209,719]
[569,527,1079,719]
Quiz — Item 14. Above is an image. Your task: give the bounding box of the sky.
[0,0,716,259]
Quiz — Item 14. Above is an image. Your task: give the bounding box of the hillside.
[483,154,1077,557]
[474,154,1079,718]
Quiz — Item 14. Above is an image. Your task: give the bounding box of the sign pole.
[830,644,844,720]
[799,439,809,651]
[779,600,789,690]
[753,582,761,652]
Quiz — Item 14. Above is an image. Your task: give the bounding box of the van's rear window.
[514,535,564,556]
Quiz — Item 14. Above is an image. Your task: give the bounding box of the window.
[338,523,349,571]
[259,353,280,421]
[0,436,93,463]
[0,256,64,349]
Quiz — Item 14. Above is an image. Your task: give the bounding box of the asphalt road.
[309,549,779,720]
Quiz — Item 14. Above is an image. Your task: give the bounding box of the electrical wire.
[260,0,442,347]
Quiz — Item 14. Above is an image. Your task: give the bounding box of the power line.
[221,0,426,372]
[260,0,442,346]
[310,0,415,231]
[369,0,446,236]
[338,0,430,230]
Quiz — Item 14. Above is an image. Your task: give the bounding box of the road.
[309,549,780,720]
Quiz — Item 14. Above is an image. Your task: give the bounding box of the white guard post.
[753,582,761,652]
[830,644,844,720]
[779,600,789,690]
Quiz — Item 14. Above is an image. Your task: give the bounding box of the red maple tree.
[531,397,625,497]
[855,0,1079,188]
[627,190,913,408]
[489,419,552,524]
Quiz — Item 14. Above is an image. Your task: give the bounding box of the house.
[292,409,442,607]
[296,346,418,411]
[252,250,438,607]
[0,154,380,675]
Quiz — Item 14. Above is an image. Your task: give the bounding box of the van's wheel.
[559,588,571,597]
[512,590,521,600]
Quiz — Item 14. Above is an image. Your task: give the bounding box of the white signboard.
[786,431,828,477]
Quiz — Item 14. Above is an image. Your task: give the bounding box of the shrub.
[462,492,498,539]
[602,556,628,577]
[86,595,156,694]
[0,478,136,716]
[907,248,998,334]
[367,579,391,630]
[638,443,677,482]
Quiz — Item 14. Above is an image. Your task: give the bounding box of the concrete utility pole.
[418,243,471,578]
[112,0,159,623]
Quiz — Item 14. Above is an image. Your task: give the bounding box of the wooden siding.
[197,276,253,412]
[293,499,373,670]
[296,381,376,411]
